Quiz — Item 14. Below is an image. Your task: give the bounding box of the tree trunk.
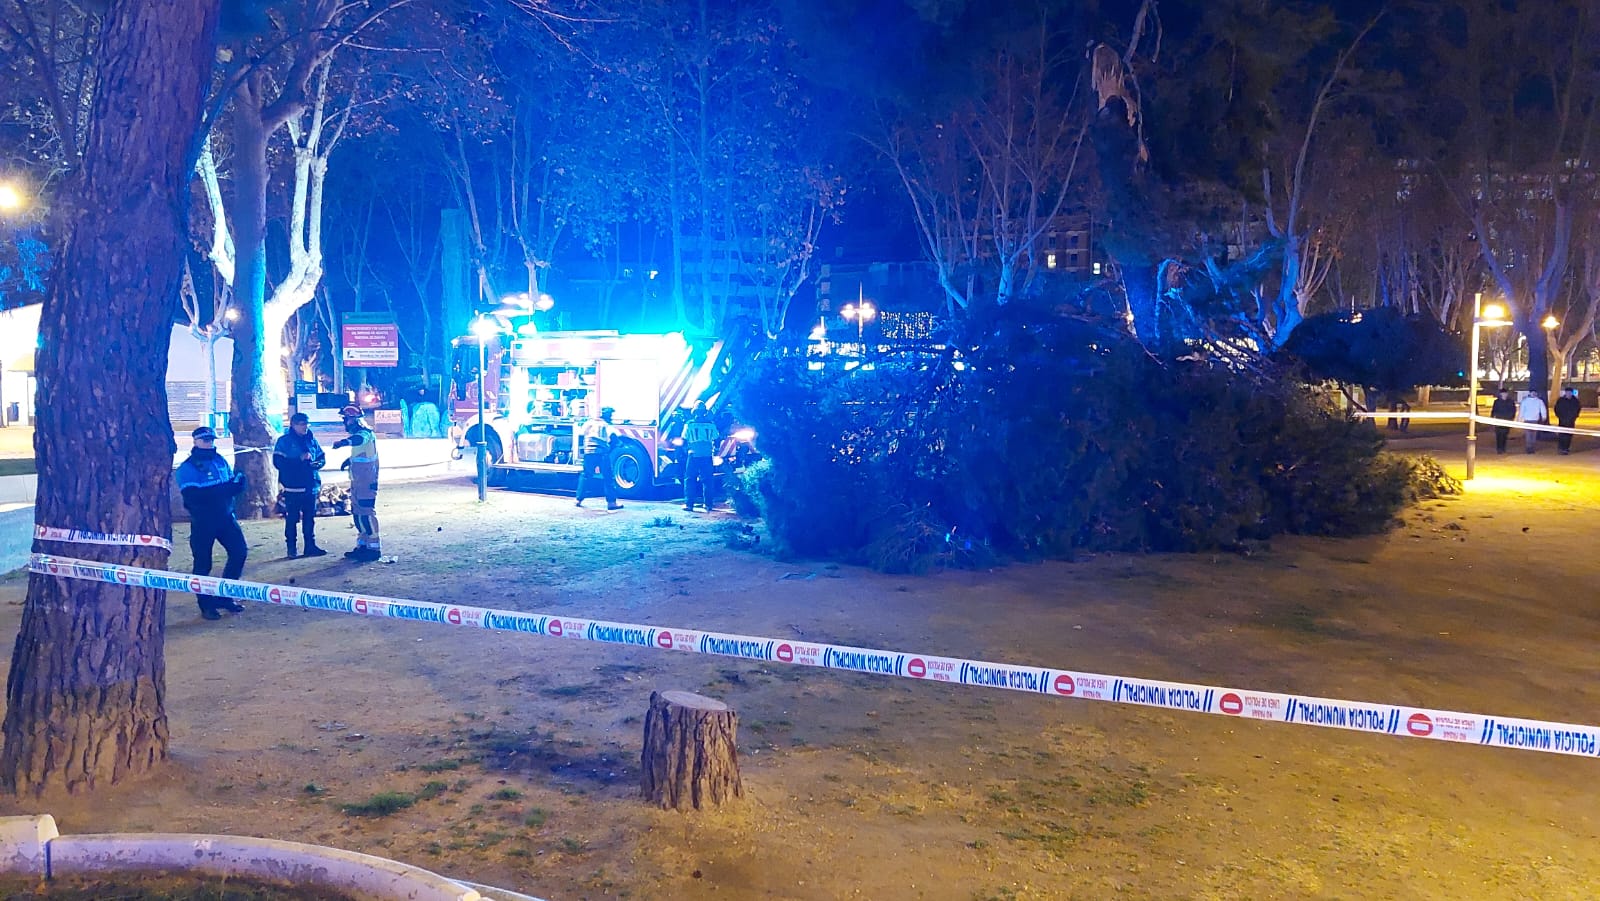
[0,0,220,796]
[228,93,279,520]
[1527,323,1551,407]
[1117,254,1160,346]
[640,690,742,810]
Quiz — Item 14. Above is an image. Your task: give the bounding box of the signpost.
[341,313,399,367]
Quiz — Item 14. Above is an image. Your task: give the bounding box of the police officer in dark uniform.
[274,411,327,558]
[175,426,248,620]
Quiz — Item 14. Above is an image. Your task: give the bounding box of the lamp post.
[1466,292,1511,480]
[470,314,499,501]
[0,181,25,214]
[841,300,876,354]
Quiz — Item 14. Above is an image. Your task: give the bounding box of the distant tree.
[203,0,425,517]
[608,0,841,335]
[0,0,99,180]
[1422,0,1600,404]
[874,7,1090,315]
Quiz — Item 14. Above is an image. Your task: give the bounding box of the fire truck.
[452,327,759,498]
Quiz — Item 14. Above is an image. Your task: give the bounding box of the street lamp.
[470,314,500,501]
[840,300,876,354]
[1466,293,1511,480]
[0,182,24,214]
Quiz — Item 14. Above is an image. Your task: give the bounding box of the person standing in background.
[1554,387,1582,455]
[1519,389,1549,455]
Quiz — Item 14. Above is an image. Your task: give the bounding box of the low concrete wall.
[0,473,35,506]
[0,504,33,575]
[0,815,544,901]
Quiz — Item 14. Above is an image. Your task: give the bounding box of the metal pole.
[1466,292,1481,480]
[476,333,488,502]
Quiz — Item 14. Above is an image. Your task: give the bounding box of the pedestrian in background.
[576,406,623,510]
[1491,388,1516,454]
[1519,389,1549,455]
[332,404,382,561]
[1554,387,1582,455]
[274,411,327,558]
[682,402,719,512]
[175,426,248,621]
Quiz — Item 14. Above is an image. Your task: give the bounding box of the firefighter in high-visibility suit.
[332,405,382,561]
[574,406,623,511]
[681,403,719,512]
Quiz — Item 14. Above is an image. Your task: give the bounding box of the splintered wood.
[640,690,743,810]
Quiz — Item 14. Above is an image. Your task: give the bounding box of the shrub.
[735,308,1432,571]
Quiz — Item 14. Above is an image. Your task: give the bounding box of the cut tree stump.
[640,690,743,810]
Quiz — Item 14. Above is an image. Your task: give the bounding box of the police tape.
[25,552,1600,760]
[1349,409,1600,437]
[33,525,173,553]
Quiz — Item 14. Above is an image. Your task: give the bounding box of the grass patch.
[0,459,36,477]
[647,515,676,528]
[417,781,450,801]
[524,808,549,828]
[341,791,416,817]
[1087,780,1149,807]
[540,685,589,698]
[489,787,524,801]
[419,758,463,774]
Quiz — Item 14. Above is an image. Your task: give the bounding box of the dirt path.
[2,439,1598,900]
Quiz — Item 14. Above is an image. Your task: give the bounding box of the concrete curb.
[0,815,546,900]
[48,833,479,900]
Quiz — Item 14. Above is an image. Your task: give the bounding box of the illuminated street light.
[0,181,25,213]
[535,293,555,312]
[840,289,877,353]
[1543,315,1560,330]
[470,314,501,502]
[1466,292,1512,480]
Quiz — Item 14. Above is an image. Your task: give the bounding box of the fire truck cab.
[455,329,755,498]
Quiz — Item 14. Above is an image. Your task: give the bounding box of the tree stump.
[640,690,743,810]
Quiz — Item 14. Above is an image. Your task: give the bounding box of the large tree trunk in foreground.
[640,690,742,810]
[0,0,220,795]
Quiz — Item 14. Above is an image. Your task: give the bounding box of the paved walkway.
[0,426,32,460]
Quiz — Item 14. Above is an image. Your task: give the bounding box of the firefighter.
[274,412,328,558]
[682,402,719,512]
[175,426,248,621]
[575,406,623,510]
[332,404,382,561]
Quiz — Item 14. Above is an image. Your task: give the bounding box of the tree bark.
[0,0,219,796]
[226,85,280,520]
[640,690,742,810]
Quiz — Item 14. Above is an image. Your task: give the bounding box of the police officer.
[274,411,327,558]
[332,404,382,561]
[575,406,623,510]
[682,402,719,512]
[175,426,248,621]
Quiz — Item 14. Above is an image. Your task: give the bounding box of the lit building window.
[1092,262,1102,275]
[1046,253,1058,269]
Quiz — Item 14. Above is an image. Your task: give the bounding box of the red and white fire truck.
[451,328,758,497]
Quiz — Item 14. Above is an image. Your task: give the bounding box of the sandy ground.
[1,431,1599,900]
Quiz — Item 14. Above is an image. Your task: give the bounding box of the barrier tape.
[26,553,1600,760]
[33,526,173,553]
[1351,409,1600,437]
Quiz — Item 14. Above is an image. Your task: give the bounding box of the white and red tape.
[25,553,1599,760]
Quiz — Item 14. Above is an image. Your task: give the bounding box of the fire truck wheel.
[610,442,654,500]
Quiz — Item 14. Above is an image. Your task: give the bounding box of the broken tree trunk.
[640,690,742,810]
